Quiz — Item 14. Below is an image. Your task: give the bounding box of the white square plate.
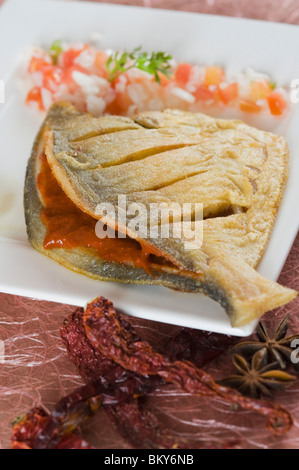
[0,0,298,336]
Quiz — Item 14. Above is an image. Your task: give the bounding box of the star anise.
[219,349,296,398]
[230,314,299,370]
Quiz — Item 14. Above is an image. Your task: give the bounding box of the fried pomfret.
[24,102,297,326]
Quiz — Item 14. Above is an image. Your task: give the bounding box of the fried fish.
[24,102,297,327]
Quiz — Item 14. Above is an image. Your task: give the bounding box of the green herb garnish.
[269,81,276,90]
[49,39,63,65]
[106,47,173,83]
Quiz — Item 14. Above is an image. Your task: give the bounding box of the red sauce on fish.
[37,153,156,273]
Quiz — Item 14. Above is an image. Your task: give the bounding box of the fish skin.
[24,111,206,293]
[25,102,297,327]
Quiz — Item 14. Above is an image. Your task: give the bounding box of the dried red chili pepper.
[61,307,241,448]
[12,301,241,449]
[13,296,290,449]
[61,307,113,381]
[11,407,95,449]
[61,308,193,449]
[12,309,172,449]
[106,401,192,449]
[164,327,238,366]
[105,401,239,449]
[60,307,154,383]
[83,297,293,435]
[12,370,173,450]
[11,408,48,449]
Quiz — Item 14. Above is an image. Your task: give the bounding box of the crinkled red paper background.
[0,0,299,449]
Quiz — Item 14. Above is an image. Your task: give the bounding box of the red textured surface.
[0,0,299,449]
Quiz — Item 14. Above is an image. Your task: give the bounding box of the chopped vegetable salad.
[23,40,289,118]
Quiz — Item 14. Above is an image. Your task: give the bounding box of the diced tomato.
[267,92,287,116]
[204,66,224,86]
[239,98,262,113]
[42,66,63,92]
[194,84,216,101]
[94,51,108,70]
[115,91,133,113]
[219,82,239,104]
[61,46,88,69]
[110,75,122,88]
[106,91,133,114]
[28,55,63,92]
[175,63,193,86]
[28,56,51,73]
[26,87,44,111]
[250,79,272,101]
